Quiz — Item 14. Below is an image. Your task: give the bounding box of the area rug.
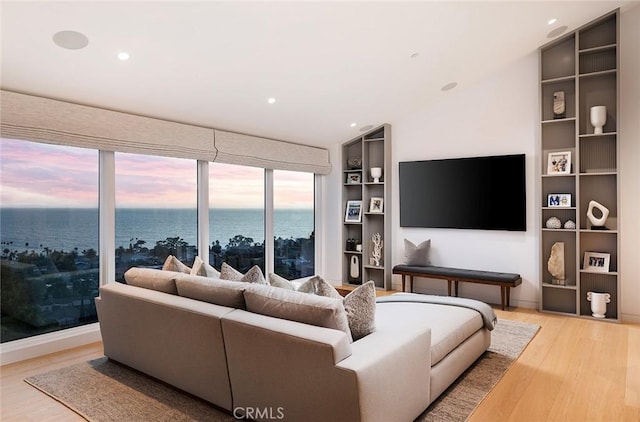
[25,318,539,422]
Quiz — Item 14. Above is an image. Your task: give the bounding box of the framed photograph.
[369,197,384,213]
[547,151,571,175]
[346,173,361,184]
[583,252,610,273]
[548,193,571,207]
[344,200,363,223]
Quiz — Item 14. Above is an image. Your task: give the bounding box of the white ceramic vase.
[587,291,611,318]
[370,167,382,183]
[590,106,607,135]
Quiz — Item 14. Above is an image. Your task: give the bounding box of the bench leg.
[506,286,511,309]
[409,276,413,293]
[401,275,406,292]
[500,286,506,311]
[447,280,451,296]
[454,280,459,297]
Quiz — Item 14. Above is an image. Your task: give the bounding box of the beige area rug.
[25,319,539,422]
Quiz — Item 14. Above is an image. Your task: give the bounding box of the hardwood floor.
[1,308,639,421]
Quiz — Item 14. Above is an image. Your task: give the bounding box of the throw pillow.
[311,276,343,299]
[220,262,267,284]
[343,281,376,340]
[243,285,353,343]
[268,273,296,290]
[175,274,246,309]
[162,255,191,273]
[124,267,179,294]
[404,239,431,266]
[190,256,221,278]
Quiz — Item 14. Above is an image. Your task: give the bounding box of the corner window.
[0,138,99,342]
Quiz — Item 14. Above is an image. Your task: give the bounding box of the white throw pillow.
[162,255,191,273]
[190,256,221,278]
[404,239,431,266]
[268,273,297,290]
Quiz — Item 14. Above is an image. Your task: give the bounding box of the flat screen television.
[399,154,526,231]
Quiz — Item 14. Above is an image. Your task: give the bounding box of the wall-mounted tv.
[399,154,526,231]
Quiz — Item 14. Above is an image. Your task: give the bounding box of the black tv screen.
[399,154,526,231]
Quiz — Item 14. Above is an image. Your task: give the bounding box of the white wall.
[323,6,640,320]
[390,53,539,309]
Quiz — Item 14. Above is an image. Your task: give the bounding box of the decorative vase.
[587,291,611,318]
[590,106,607,135]
[370,167,382,183]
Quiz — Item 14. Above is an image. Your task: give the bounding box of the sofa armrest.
[337,326,431,422]
[221,309,431,422]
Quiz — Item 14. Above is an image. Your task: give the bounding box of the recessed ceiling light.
[410,52,419,59]
[117,52,130,61]
[547,25,568,39]
[441,82,458,91]
[350,122,357,128]
[548,18,557,25]
[267,97,276,104]
[52,30,89,50]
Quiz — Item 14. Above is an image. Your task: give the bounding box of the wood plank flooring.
[1,308,639,421]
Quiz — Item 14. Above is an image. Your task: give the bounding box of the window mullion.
[99,150,115,285]
[265,169,274,276]
[197,160,209,262]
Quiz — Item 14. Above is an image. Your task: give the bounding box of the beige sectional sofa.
[95,269,494,422]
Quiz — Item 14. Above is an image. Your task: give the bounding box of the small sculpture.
[347,158,362,170]
[545,216,562,229]
[564,219,576,229]
[371,233,383,267]
[587,200,609,229]
[548,242,565,284]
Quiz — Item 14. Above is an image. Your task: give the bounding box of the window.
[114,153,197,281]
[209,163,264,273]
[273,170,315,278]
[0,138,99,342]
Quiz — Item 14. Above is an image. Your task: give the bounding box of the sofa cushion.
[175,274,246,309]
[220,263,267,284]
[404,239,431,266]
[343,281,376,341]
[243,284,353,342]
[124,267,180,295]
[162,255,191,273]
[190,256,221,278]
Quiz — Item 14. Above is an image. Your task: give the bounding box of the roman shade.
[0,90,331,174]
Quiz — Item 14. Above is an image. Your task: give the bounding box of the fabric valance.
[0,90,331,174]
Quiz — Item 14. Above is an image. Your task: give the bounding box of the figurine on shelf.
[371,232,383,267]
[587,200,609,230]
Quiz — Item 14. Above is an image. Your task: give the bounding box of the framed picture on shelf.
[547,151,571,175]
[369,197,384,213]
[583,252,610,273]
[346,173,361,184]
[344,200,363,223]
[548,193,571,207]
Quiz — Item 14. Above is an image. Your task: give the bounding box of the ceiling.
[1,1,635,148]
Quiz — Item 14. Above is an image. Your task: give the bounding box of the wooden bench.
[392,265,522,310]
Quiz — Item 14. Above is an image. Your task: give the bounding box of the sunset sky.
[0,138,314,208]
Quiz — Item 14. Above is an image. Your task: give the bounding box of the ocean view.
[0,208,314,253]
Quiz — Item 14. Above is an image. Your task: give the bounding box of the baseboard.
[621,313,640,324]
[0,323,102,366]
